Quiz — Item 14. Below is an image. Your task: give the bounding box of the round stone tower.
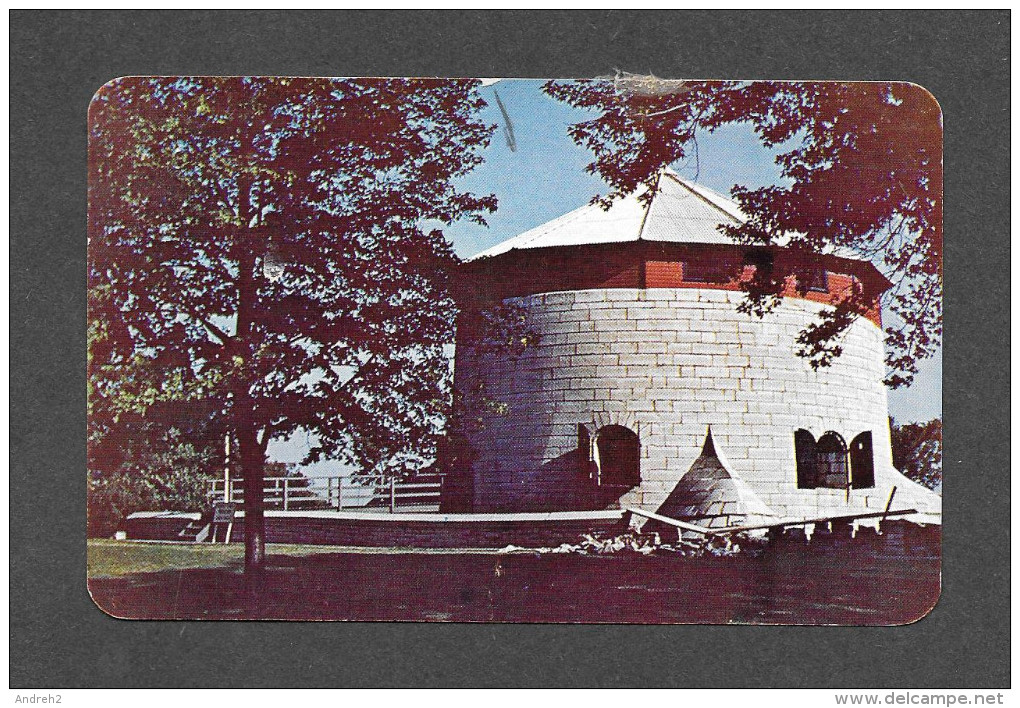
[445,170,941,526]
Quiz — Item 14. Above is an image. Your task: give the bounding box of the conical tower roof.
[469,169,746,261]
[654,428,776,530]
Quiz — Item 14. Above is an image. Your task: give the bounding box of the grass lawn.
[86,539,385,578]
[89,539,243,578]
[87,539,507,578]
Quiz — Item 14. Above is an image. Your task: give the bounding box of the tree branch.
[195,313,233,345]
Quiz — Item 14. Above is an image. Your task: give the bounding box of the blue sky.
[268,79,942,469]
[449,80,941,421]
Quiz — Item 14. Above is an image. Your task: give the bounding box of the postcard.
[87,76,942,623]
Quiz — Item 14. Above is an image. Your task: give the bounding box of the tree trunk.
[234,171,266,573]
[239,408,266,571]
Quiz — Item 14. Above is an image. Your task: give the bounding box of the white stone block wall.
[456,287,941,521]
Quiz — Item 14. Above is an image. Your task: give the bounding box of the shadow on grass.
[87,540,941,624]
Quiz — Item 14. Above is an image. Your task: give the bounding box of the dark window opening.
[850,431,876,489]
[683,255,740,284]
[795,430,853,490]
[795,429,819,488]
[802,268,829,293]
[816,432,849,488]
[595,425,640,488]
[744,248,775,273]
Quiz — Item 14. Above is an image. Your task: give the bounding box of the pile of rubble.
[497,531,764,558]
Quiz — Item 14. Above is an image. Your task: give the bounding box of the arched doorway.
[594,425,640,489]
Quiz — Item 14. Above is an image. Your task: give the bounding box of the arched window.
[850,431,876,489]
[816,432,849,489]
[795,429,819,488]
[594,425,640,488]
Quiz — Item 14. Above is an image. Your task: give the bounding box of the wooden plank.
[623,507,714,535]
[706,508,919,536]
[882,486,898,520]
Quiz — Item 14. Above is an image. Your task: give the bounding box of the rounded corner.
[88,76,138,116]
[86,575,137,621]
[889,575,943,627]
[891,80,944,126]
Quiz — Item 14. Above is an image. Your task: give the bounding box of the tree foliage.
[87,367,227,537]
[88,77,496,566]
[889,417,942,491]
[544,78,942,387]
[87,434,218,538]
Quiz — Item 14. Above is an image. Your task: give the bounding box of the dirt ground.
[87,535,941,624]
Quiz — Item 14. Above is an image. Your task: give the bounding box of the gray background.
[10,10,1009,688]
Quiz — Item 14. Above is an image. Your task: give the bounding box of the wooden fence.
[206,473,444,513]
